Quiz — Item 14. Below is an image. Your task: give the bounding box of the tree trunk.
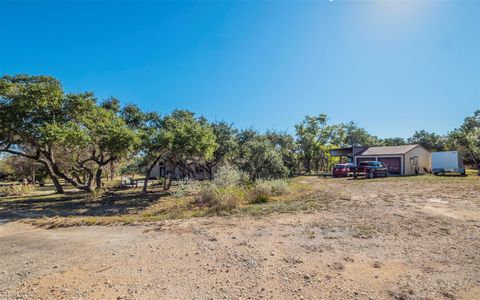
[304,158,311,174]
[0,148,65,193]
[208,166,213,180]
[43,150,91,192]
[164,163,176,190]
[199,164,214,180]
[166,175,173,190]
[469,151,479,169]
[32,166,36,185]
[43,164,64,194]
[85,170,94,192]
[50,175,64,194]
[143,156,162,192]
[49,160,92,192]
[95,167,103,190]
[109,161,115,180]
[204,165,213,180]
[50,175,65,194]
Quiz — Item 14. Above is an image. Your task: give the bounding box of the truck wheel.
[368,170,374,179]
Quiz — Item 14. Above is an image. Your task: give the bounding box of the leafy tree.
[0,75,138,192]
[119,155,148,177]
[158,110,217,190]
[408,130,446,152]
[265,130,298,176]
[72,100,139,189]
[335,121,381,147]
[200,121,238,179]
[236,128,258,146]
[449,110,480,167]
[237,136,289,181]
[295,114,338,173]
[382,137,407,146]
[101,97,121,113]
[1,75,67,192]
[120,104,163,192]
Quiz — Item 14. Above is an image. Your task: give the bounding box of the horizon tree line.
[1,75,479,193]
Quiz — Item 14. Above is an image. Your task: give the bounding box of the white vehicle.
[431,151,465,175]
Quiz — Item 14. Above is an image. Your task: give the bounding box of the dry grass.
[2,171,479,228]
[0,184,35,197]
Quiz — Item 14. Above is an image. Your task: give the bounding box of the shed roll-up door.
[378,157,401,174]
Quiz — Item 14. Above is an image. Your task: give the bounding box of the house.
[330,144,431,176]
[149,160,210,180]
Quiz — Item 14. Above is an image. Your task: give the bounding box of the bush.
[194,170,290,212]
[194,165,251,213]
[196,184,246,213]
[171,178,200,197]
[250,193,269,204]
[212,165,248,188]
[253,179,289,196]
[0,184,34,196]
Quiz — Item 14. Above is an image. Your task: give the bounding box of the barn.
[354,144,431,176]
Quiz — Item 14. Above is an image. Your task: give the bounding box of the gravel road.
[1,176,479,299]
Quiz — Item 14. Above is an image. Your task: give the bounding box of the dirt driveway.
[1,175,479,299]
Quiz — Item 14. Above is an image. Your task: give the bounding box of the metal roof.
[357,144,420,156]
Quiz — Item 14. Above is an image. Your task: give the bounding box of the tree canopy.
[408,130,446,152]
[237,136,289,181]
[0,75,139,192]
[1,74,478,193]
[449,110,480,167]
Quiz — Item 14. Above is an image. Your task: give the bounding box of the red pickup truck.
[352,161,389,179]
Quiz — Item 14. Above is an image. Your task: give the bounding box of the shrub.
[196,183,246,213]
[253,179,289,196]
[171,178,200,197]
[212,165,248,188]
[0,184,34,196]
[250,193,269,204]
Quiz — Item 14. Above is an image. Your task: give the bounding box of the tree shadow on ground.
[0,190,168,223]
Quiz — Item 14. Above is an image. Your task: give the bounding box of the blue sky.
[1,0,479,138]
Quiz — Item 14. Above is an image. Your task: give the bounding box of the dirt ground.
[0,175,479,299]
